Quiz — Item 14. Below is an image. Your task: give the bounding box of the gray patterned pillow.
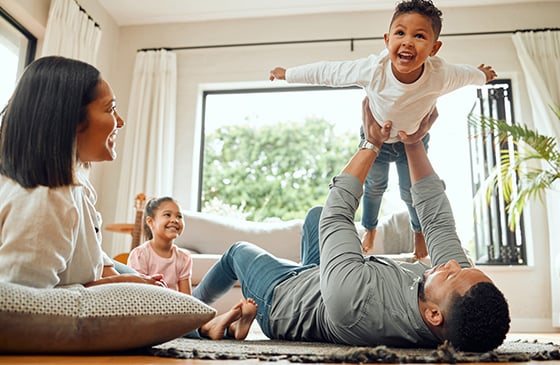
[0,281,216,353]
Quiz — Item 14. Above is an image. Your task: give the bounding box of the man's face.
[422,260,492,309]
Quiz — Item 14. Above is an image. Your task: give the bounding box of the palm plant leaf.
[468,107,560,230]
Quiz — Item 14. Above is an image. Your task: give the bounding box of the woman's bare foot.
[362,229,376,254]
[228,298,259,340]
[199,301,242,340]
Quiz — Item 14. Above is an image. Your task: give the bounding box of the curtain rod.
[75,0,100,29]
[137,27,559,52]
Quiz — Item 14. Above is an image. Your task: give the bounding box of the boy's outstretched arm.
[478,64,497,83]
[269,67,286,81]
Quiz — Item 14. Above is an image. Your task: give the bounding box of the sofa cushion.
[0,281,216,354]
[176,211,303,262]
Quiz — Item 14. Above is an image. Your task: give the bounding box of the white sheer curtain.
[41,0,101,65]
[513,29,560,328]
[113,50,177,252]
[512,29,560,140]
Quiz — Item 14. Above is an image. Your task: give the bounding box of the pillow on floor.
[0,281,216,354]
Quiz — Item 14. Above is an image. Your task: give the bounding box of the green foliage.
[469,105,560,230]
[202,118,357,221]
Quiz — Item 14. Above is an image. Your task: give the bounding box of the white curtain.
[114,50,177,249]
[41,0,101,65]
[512,29,560,140]
[513,29,560,328]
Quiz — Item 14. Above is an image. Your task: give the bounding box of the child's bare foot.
[413,231,428,260]
[362,229,376,254]
[199,302,242,340]
[228,298,258,340]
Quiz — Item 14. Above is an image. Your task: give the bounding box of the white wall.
[3,0,560,333]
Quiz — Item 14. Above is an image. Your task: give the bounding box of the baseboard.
[510,317,560,333]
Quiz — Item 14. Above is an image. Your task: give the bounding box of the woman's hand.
[85,273,168,288]
[397,107,439,145]
[362,97,392,148]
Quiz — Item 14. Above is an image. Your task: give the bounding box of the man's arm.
[403,133,471,268]
[317,98,391,319]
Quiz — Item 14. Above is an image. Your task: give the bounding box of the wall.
[2,0,559,333]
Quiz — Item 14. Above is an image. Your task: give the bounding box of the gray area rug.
[149,338,560,363]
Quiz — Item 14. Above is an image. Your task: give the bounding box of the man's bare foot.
[199,302,242,340]
[228,298,258,340]
[413,231,428,260]
[362,229,376,254]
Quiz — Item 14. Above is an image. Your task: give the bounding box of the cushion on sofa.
[0,281,216,354]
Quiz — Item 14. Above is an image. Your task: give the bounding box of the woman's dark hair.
[391,0,443,38]
[143,196,180,240]
[0,56,101,188]
[445,282,510,352]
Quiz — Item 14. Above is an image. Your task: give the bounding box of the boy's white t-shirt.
[286,49,486,142]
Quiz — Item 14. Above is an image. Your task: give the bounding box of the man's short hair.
[446,282,510,352]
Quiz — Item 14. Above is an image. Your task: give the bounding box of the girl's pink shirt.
[127,241,192,291]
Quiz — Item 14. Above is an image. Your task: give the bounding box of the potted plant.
[469,105,560,230]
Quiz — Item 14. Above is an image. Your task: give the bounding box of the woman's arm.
[84,272,168,288]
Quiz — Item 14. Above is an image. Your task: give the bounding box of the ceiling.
[97,0,551,26]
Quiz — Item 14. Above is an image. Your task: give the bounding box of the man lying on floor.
[193,98,510,352]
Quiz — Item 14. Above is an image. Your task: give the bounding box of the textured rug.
[149,338,560,363]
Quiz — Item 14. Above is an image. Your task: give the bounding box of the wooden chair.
[111,193,146,264]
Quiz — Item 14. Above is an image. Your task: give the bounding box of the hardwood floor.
[1,333,558,365]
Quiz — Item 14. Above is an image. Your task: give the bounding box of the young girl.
[128,197,193,294]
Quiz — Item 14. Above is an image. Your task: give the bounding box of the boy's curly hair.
[391,0,443,38]
[446,282,511,352]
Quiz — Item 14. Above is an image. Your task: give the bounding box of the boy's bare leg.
[228,298,259,340]
[199,301,242,340]
[413,231,428,260]
[362,229,376,254]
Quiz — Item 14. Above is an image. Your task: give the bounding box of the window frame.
[0,6,37,68]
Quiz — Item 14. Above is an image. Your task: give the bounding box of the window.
[200,83,525,263]
[0,7,36,109]
[200,87,362,221]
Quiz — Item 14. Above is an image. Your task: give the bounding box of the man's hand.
[340,98,391,183]
[397,107,438,145]
[362,97,392,148]
[269,67,286,81]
